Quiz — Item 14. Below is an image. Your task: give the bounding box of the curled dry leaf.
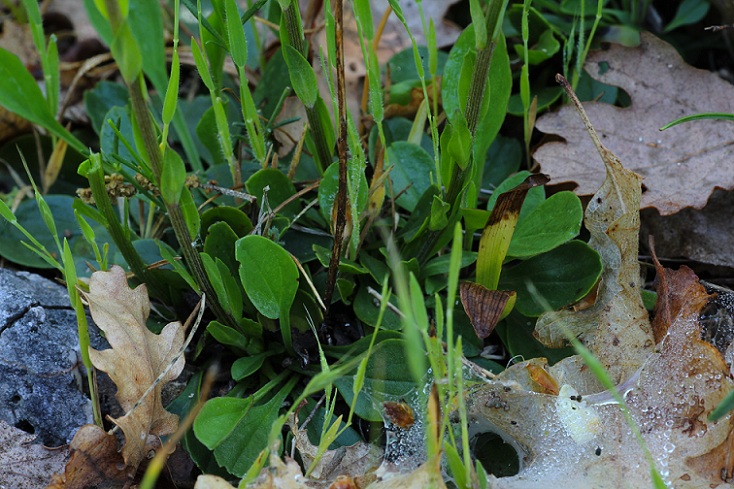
[466,79,734,489]
[46,424,130,489]
[535,76,653,384]
[81,265,185,470]
[290,412,383,481]
[534,32,734,215]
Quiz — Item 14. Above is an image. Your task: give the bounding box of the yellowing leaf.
[81,265,184,470]
[534,32,734,215]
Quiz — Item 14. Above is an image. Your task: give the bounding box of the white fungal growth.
[556,384,602,445]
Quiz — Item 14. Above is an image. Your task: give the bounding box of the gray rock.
[0,268,93,446]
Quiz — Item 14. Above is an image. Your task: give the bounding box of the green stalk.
[281,0,333,173]
[445,0,507,205]
[415,0,508,264]
[129,82,238,328]
[167,204,238,328]
[102,0,239,330]
[62,240,103,427]
[83,155,169,302]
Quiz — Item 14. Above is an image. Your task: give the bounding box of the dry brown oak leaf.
[81,265,185,470]
[533,32,734,215]
[467,81,734,489]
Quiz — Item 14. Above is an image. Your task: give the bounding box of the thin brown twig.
[323,0,349,313]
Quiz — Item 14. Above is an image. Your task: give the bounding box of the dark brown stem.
[323,0,348,312]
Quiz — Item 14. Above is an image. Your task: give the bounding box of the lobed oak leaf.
[533,32,734,216]
[467,79,734,489]
[81,265,185,470]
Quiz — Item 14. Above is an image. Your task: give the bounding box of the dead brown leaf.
[46,424,131,489]
[467,77,734,489]
[290,413,382,481]
[639,189,734,268]
[535,76,653,383]
[0,420,67,489]
[533,32,734,215]
[81,265,185,470]
[337,0,462,82]
[0,21,36,142]
[272,96,307,158]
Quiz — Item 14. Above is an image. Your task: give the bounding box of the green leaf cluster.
[0,0,682,482]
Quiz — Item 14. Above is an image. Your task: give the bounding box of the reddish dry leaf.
[46,424,131,489]
[650,261,712,344]
[534,32,734,215]
[81,266,185,470]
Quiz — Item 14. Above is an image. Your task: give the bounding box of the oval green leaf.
[386,141,434,212]
[282,45,318,108]
[161,148,187,204]
[508,191,583,259]
[499,240,602,317]
[318,162,368,223]
[236,235,298,320]
[193,380,293,477]
[442,25,511,160]
[245,168,300,218]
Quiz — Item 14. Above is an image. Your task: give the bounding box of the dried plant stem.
[323,0,349,312]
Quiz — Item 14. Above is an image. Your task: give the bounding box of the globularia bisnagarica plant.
[2,0,711,483]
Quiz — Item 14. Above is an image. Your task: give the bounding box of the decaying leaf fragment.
[466,77,734,489]
[534,32,734,215]
[535,75,653,384]
[46,424,130,489]
[81,265,185,470]
[0,419,67,489]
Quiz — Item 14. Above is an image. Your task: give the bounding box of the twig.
[366,286,404,318]
[323,0,349,313]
